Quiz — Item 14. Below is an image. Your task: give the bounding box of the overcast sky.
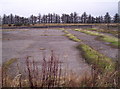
[0,0,119,17]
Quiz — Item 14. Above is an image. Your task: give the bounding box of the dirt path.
[68,30,118,60]
[2,29,91,77]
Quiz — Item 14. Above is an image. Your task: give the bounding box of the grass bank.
[74,29,120,47]
[63,29,115,72]
[86,27,120,37]
[76,43,119,87]
[2,58,18,87]
[63,30,118,87]
[63,30,81,42]
[2,58,17,71]
[77,43,115,72]
[2,23,119,29]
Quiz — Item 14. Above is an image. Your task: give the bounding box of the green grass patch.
[3,58,18,71]
[77,43,115,72]
[87,28,97,31]
[100,35,120,47]
[63,30,80,42]
[74,29,120,47]
[86,27,119,37]
[63,30,69,34]
[74,29,101,36]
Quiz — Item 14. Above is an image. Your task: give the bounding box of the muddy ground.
[2,29,91,77]
[2,28,119,80]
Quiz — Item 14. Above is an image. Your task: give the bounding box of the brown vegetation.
[2,50,119,88]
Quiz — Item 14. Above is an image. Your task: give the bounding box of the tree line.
[2,12,120,26]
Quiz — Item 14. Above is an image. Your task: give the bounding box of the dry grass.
[2,23,119,31]
[0,66,2,88]
[2,58,18,87]
[2,50,119,88]
[25,51,63,87]
[77,43,119,87]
